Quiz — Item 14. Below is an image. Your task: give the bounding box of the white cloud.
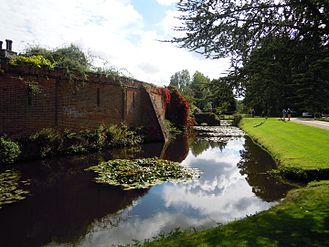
[0,0,230,86]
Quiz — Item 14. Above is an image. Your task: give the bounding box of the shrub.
[61,130,88,155]
[10,55,55,69]
[29,128,62,158]
[101,124,143,148]
[163,119,182,141]
[233,113,242,126]
[20,124,143,160]
[165,87,190,129]
[0,137,21,165]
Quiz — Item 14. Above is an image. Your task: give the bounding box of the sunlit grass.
[239,118,329,172]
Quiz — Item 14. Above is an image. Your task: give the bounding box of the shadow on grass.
[143,212,329,247]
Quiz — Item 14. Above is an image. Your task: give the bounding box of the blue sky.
[0,0,230,85]
[133,0,173,30]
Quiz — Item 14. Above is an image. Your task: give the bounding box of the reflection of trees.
[238,137,294,202]
[190,138,228,157]
[190,139,210,156]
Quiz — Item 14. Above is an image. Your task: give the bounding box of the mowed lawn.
[239,118,329,171]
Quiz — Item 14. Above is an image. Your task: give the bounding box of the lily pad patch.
[86,158,200,190]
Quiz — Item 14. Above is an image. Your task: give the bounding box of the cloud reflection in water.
[74,137,277,246]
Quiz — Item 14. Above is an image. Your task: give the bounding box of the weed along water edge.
[0,126,294,246]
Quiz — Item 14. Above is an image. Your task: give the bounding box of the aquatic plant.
[0,170,30,208]
[0,136,21,165]
[86,157,200,190]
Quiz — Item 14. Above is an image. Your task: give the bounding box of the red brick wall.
[0,73,57,136]
[58,80,124,130]
[0,62,167,141]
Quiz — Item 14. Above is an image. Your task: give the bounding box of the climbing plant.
[165,86,190,129]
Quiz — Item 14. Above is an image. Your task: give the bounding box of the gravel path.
[291,118,329,130]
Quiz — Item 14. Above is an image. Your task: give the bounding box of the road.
[291,118,329,130]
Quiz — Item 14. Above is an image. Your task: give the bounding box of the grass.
[140,181,329,247]
[319,118,329,122]
[239,118,329,180]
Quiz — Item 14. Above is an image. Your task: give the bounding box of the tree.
[174,0,329,61]
[240,35,329,115]
[174,0,329,116]
[190,71,211,110]
[169,69,191,95]
[209,77,236,113]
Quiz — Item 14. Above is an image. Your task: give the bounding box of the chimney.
[5,39,13,51]
[0,41,3,50]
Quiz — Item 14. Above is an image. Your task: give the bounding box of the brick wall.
[0,61,167,142]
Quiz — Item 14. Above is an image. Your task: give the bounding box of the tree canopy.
[174,0,329,60]
[169,69,191,94]
[173,0,329,116]
[168,70,236,113]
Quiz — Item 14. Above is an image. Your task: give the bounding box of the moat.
[0,126,294,246]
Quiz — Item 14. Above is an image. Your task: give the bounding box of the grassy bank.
[141,181,329,247]
[239,118,329,180]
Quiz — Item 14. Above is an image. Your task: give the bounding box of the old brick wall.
[58,80,124,130]
[0,72,57,136]
[0,61,167,142]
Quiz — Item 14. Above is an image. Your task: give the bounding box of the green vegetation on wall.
[9,54,55,69]
[9,44,133,88]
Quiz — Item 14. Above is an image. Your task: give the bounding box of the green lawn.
[142,181,329,247]
[239,118,329,180]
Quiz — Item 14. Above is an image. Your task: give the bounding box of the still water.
[0,126,294,246]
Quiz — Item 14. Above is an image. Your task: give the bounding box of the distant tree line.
[169,69,236,114]
[173,0,329,116]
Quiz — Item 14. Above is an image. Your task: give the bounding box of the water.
[0,126,294,247]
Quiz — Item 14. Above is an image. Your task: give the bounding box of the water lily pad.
[86,158,200,190]
[0,170,30,208]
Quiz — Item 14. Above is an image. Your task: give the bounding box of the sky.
[0,0,230,86]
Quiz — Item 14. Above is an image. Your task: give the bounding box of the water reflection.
[0,127,294,247]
